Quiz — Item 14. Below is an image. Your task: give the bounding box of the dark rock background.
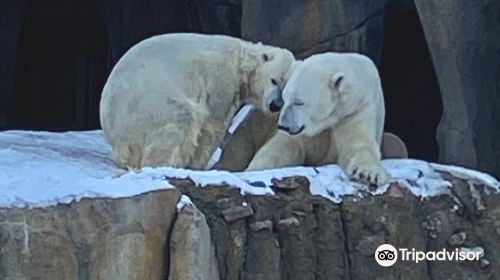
[0,0,499,177]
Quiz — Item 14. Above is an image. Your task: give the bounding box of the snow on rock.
[177,194,194,211]
[0,130,498,208]
[227,104,254,134]
[381,159,454,199]
[430,163,500,190]
[0,130,172,207]
[205,147,222,169]
[206,104,254,169]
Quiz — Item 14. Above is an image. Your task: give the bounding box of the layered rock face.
[1,173,499,279]
[172,175,500,280]
[0,190,180,280]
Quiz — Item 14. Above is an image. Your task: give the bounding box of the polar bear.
[212,103,407,172]
[100,33,294,169]
[246,52,390,185]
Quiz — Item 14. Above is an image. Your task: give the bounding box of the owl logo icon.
[375,244,398,267]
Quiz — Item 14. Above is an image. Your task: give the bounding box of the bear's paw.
[347,161,390,186]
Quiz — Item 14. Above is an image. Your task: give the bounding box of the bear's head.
[276,53,374,137]
[246,45,295,113]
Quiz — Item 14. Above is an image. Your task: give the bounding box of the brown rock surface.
[172,173,500,279]
[0,189,180,280]
[169,204,219,280]
[1,170,499,279]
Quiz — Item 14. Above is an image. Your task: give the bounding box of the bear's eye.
[262,53,271,62]
[335,76,344,89]
[293,100,305,106]
[271,78,278,86]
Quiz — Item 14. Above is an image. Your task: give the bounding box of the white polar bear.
[247,52,390,185]
[100,33,294,169]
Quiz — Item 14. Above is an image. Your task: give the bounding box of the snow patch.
[382,159,453,199]
[227,104,254,134]
[0,131,172,207]
[162,167,274,196]
[430,163,500,191]
[206,104,254,169]
[205,147,222,170]
[177,194,194,211]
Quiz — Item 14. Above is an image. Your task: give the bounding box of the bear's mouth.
[278,125,305,135]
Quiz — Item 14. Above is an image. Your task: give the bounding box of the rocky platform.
[1,130,499,279]
[1,173,499,279]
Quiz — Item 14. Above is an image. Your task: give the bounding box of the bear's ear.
[262,53,274,62]
[329,72,346,93]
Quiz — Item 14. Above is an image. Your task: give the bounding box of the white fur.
[247,52,390,185]
[100,33,294,169]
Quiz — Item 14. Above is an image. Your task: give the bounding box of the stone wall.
[1,173,499,279]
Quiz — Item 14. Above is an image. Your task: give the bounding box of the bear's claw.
[347,162,390,187]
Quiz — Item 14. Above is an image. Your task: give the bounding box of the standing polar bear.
[100,33,294,169]
[247,53,390,185]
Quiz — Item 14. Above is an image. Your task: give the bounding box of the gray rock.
[241,0,389,62]
[448,232,467,246]
[277,216,300,228]
[480,259,490,269]
[250,219,273,232]
[414,0,500,178]
[381,132,408,159]
[169,204,219,280]
[222,205,254,222]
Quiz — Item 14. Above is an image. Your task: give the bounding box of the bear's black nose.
[269,100,283,112]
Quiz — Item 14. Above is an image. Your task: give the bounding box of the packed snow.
[0,130,498,208]
[206,104,254,169]
[177,194,194,211]
[227,104,254,134]
[430,163,500,189]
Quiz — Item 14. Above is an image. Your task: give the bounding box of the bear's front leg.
[333,120,390,186]
[246,130,306,171]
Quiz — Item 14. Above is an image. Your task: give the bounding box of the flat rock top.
[0,130,498,208]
